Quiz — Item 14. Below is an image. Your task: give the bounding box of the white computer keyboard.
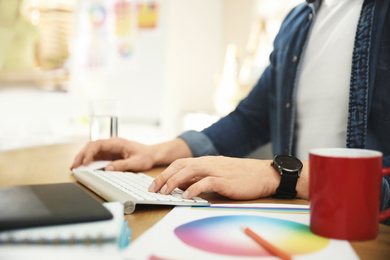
[89,170,210,212]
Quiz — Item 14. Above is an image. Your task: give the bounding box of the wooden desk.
[1,143,389,259]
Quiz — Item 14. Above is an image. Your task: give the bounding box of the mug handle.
[379,168,390,222]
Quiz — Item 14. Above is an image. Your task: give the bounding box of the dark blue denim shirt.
[179,0,390,223]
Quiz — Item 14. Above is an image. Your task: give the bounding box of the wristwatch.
[271,154,303,199]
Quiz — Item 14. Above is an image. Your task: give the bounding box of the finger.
[153,159,210,195]
[81,139,122,166]
[96,137,128,155]
[81,142,101,166]
[70,154,83,169]
[105,156,153,172]
[70,144,91,169]
[94,152,123,161]
[183,176,244,199]
[71,138,126,170]
[177,177,200,191]
[181,176,219,199]
[149,159,188,193]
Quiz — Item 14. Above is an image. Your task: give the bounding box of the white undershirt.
[295,0,363,160]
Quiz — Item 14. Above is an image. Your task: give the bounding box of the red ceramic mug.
[309,148,390,240]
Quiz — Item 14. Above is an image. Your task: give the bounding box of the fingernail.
[182,190,190,199]
[148,182,156,192]
[160,184,168,194]
[105,165,114,171]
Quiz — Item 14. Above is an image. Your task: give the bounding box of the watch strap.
[275,173,299,199]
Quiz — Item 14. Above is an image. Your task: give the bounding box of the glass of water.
[89,100,120,141]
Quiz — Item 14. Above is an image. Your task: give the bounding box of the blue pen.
[118,220,132,249]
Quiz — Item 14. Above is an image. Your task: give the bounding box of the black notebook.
[0,183,113,231]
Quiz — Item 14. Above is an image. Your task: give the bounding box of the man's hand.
[70,137,155,172]
[149,156,282,200]
[70,137,193,172]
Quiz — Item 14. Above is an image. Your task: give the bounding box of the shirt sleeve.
[380,177,390,226]
[178,130,219,157]
[383,155,390,168]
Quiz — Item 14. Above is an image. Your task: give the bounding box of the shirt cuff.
[178,130,219,157]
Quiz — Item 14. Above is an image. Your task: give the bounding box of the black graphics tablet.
[0,183,113,231]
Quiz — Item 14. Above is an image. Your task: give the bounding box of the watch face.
[274,155,303,172]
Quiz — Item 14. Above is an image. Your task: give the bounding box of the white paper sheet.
[124,204,359,260]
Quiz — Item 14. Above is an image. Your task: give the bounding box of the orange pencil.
[241,225,292,260]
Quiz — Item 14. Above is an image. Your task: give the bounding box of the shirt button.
[285,102,291,109]
[308,13,313,20]
[292,56,298,63]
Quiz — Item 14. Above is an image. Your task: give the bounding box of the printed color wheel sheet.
[124,204,359,260]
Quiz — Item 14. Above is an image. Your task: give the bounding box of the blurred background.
[0,0,302,156]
